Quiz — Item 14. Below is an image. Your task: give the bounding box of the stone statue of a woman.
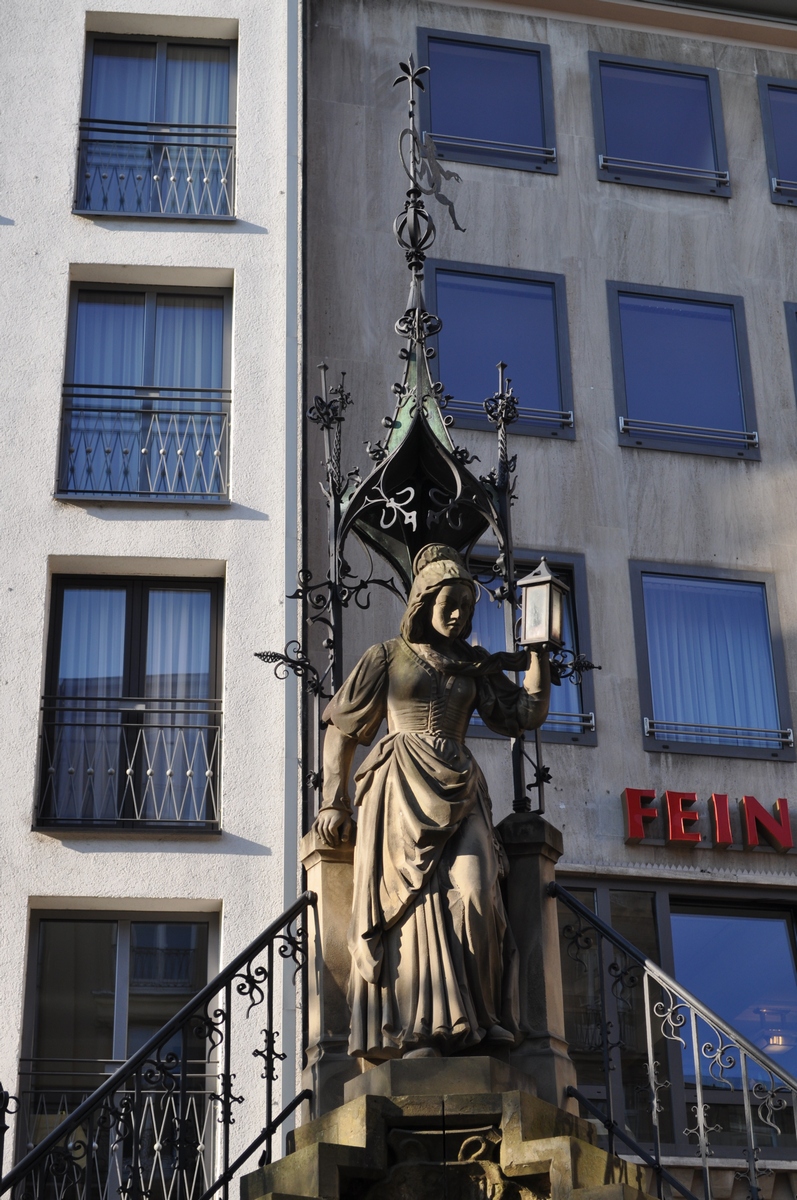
[314,544,551,1060]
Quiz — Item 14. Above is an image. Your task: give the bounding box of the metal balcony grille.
[544,710,595,735]
[74,119,236,218]
[37,697,222,829]
[57,387,230,500]
[619,416,758,449]
[447,396,574,430]
[599,153,730,188]
[644,717,794,749]
[429,130,556,164]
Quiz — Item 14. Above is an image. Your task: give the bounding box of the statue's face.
[430,582,474,641]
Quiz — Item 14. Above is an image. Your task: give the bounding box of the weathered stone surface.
[343,1055,537,1102]
[241,1059,652,1200]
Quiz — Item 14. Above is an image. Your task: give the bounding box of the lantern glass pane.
[523,583,550,645]
[551,589,564,645]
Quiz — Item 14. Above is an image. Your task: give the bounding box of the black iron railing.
[37,697,222,829]
[58,387,231,501]
[551,882,797,1200]
[0,893,314,1200]
[75,120,235,218]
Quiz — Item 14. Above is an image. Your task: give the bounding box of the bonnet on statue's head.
[400,543,476,643]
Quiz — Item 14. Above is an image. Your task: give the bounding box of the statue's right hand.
[313,807,354,847]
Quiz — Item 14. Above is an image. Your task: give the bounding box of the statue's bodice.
[385,639,477,743]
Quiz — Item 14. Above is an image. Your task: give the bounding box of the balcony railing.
[37,697,222,830]
[57,387,230,501]
[75,119,236,218]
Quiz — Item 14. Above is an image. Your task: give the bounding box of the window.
[58,284,231,501]
[468,552,596,743]
[38,576,223,829]
[608,282,758,458]
[759,77,797,205]
[589,53,729,195]
[76,35,236,217]
[427,262,574,437]
[630,563,793,759]
[417,30,556,173]
[558,882,797,1158]
[18,912,212,1180]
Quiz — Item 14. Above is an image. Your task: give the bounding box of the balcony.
[57,386,230,501]
[37,696,221,830]
[74,119,235,218]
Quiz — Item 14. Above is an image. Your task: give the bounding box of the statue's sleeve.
[475,668,548,738]
[321,642,389,745]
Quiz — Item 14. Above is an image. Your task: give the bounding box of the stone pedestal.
[498,812,579,1114]
[301,829,359,1116]
[241,1057,655,1200]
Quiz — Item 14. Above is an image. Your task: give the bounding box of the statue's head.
[400,544,476,643]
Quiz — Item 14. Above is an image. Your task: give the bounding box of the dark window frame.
[468,548,596,746]
[629,559,794,761]
[76,32,238,221]
[57,281,233,503]
[426,259,574,439]
[588,51,730,197]
[17,907,218,1162]
[37,574,225,830]
[417,28,557,174]
[758,75,797,207]
[607,280,759,460]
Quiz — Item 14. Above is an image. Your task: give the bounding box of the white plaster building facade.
[0,0,303,1168]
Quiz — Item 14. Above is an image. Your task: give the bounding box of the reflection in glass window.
[616,292,748,440]
[469,566,583,733]
[424,36,553,171]
[671,908,797,1080]
[642,574,781,747]
[600,63,716,172]
[435,271,567,434]
[768,86,797,183]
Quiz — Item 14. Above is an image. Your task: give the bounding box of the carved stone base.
[240,1057,655,1200]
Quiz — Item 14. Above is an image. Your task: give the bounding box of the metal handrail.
[772,176,797,195]
[644,716,793,746]
[619,415,758,447]
[545,710,595,733]
[550,882,797,1200]
[0,892,315,1198]
[599,154,729,185]
[79,118,236,136]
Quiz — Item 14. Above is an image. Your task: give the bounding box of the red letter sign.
[622,788,658,844]
[740,796,793,852]
[709,794,733,848]
[665,791,701,844]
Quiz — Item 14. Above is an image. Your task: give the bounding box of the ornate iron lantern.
[517,558,570,649]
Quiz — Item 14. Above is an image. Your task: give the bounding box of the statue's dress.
[323,635,545,1059]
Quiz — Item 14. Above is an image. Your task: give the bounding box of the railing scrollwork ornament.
[684,1103,723,1149]
[700,1030,738,1088]
[752,1078,788,1132]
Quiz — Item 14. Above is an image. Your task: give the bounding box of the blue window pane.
[671,910,797,1081]
[769,86,797,183]
[73,292,145,389]
[436,273,561,423]
[618,294,745,431]
[600,63,716,170]
[89,41,156,123]
[428,39,544,149]
[642,575,780,745]
[154,295,224,391]
[165,44,230,126]
[470,571,582,729]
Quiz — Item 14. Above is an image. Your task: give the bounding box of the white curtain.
[643,574,780,744]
